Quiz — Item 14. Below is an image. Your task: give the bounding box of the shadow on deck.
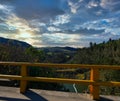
[0,90,47,101]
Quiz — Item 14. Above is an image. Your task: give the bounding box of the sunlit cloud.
[47,26,61,32]
[1,14,38,45]
[68,0,83,13]
[87,0,99,9]
[0,4,13,15]
[6,14,32,31]
[50,14,70,26]
[38,33,82,47]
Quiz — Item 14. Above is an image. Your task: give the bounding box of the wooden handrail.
[0,61,120,69]
[0,62,120,100]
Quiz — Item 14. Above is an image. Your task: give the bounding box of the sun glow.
[19,32,32,38]
[13,31,35,45]
[19,32,34,43]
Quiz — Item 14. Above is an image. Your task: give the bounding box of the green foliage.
[70,39,120,65]
[25,47,45,62]
[70,39,120,95]
[0,44,62,90]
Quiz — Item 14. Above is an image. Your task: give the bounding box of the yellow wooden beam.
[90,68,100,100]
[98,81,120,86]
[56,69,76,72]
[0,62,120,69]
[0,74,21,80]
[0,74,94,84]
[20,65,27,93]
[1,74,120,87]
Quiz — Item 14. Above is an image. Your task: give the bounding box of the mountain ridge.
[0,37,31,48]
[37,46,78,53]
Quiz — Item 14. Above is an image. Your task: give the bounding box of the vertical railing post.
[90,68,100,100]
[20,65,27,93]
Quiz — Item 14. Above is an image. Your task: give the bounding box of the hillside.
[0,37,31,48]
[37,47,78,63]
[70,38,120,65]
[0,37,77,63]
[0,37,43,62]
[38,47,77,52]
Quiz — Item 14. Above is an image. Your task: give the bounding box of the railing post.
[90,68,100,100]
[20,65,27,93]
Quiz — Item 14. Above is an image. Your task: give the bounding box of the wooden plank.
[23,77,94,84]
[98,81,120,86]
[0,74,94,84]
[0,74,120,86]
[0,62,120,69]
[0,78,10,81]
[20,65,27,93]
[0,74,22,80]
[90,68,100,100]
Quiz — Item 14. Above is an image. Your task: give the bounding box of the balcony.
[0,62,120,100]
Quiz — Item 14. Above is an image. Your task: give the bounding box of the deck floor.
[0,86,120,101]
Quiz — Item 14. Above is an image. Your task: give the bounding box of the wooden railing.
[0,62,120,100]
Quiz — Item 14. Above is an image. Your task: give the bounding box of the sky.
[0,0,120,47]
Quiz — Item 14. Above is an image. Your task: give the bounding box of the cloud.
[0,23,19,34]
[47,26,61,32]
[65,28,105,35]
[0,3,38,45]
[0,4,20,35]
[100,0,120,11]
[0,4,13,13]
[0,0,120,47]
[5,14,40,44]
[0,3,14,21]
[33,33,82,47]
[68,0,84,13]
[50,14,70,26]
[87,0,100,9]
[6,0,65,22]
[82,18,120,32]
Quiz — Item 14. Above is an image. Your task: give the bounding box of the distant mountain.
[0,37,31,47]
[37,46,78,53]
[37,46,78,63]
